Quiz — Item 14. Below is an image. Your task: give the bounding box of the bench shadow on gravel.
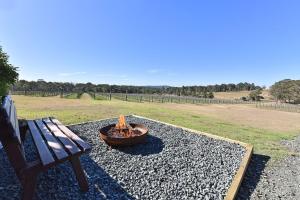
[236,154,270,200]
[113,135,164,156]
[0,148,23,199]
[0,138,135,200]
[77,154,135,200]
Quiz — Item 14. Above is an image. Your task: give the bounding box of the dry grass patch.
[214,90,271,100]
[163,103,300,133]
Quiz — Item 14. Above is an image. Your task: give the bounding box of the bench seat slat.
[27,120,55,166]
[43,118,81,155]
[35,120,69,160]
[51,118,91,152]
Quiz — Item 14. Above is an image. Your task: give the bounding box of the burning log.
[99,115,148,146]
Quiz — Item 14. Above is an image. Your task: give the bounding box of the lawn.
[12,94,300,161]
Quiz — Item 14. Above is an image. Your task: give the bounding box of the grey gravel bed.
[0,116,246,200]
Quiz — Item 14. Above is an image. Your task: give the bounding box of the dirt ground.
[214,90,271,100]
[163,103,300,133]
[13,95,300,133]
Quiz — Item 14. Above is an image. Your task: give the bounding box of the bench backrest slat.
[0,96,22,144]
[0,96,27,177]
[2,96,11,116]
[10,102,22,144]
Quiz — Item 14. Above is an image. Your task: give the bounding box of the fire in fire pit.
[109,115,141,138]
[99,115,148,147]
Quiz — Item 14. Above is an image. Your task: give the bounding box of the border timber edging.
[224,143,253,200]
[131,115,253,200]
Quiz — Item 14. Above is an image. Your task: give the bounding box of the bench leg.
[70,156,89,192]
[22,173,37,200]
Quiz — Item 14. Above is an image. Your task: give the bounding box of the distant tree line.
[12,80,261,98]
[270,79,300,103]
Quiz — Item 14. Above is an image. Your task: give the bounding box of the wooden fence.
[11,91,84,99]
[94,93,255,105]
[11,91,260,105]
[256,102,300,113]
[11,90,60,97]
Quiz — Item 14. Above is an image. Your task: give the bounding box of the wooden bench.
[0,96,91,200]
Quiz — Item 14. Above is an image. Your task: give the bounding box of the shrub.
[0,46,18,98]
[208,91,214,99]
[241,96,248,101]
[249,89,263,101]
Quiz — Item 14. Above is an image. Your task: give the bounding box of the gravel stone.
[0,116,245,200]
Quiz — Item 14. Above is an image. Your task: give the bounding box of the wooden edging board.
[67,114,253,200]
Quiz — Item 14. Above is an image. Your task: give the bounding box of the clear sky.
[0,0,299,86]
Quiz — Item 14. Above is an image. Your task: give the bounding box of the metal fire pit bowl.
[99,123,148,147]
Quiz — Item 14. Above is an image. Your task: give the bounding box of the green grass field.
[12,94,300,162]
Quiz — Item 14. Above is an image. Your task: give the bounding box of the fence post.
[60,90,63,98]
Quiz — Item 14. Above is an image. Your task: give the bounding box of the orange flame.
[115,115,127,130]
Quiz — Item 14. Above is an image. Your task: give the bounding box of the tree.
[0,46,18,98]
[249,89,263,101]
[202,90,208,98]
[270,79,300,103]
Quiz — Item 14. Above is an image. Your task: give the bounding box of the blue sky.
[0,0,299,86]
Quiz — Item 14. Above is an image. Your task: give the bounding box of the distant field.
[214,90,271,100]
[12,94,300,161]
